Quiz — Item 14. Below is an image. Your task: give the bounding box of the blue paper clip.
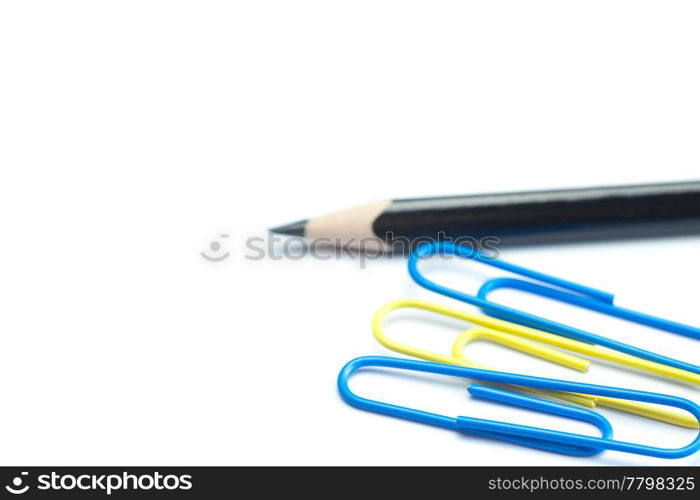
[408,242,700,375]
[338,356,700,458]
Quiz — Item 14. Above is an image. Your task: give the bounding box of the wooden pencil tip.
[269,219,307,237]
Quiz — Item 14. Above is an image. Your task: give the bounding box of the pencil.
[269,181,700,250]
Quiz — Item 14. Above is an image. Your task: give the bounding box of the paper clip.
[372,298,699,428]
[408,242,700,375]
[338,356,700,458]
[451,326,699,428]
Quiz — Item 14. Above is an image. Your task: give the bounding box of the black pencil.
[270,181,700,250]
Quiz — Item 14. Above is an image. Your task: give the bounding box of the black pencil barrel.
[373,181,700,246]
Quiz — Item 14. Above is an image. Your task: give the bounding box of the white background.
[1,1,700,466]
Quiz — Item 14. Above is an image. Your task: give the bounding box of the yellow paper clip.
[372,298,699,429]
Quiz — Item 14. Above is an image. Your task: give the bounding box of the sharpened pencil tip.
[269,219,308,237]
